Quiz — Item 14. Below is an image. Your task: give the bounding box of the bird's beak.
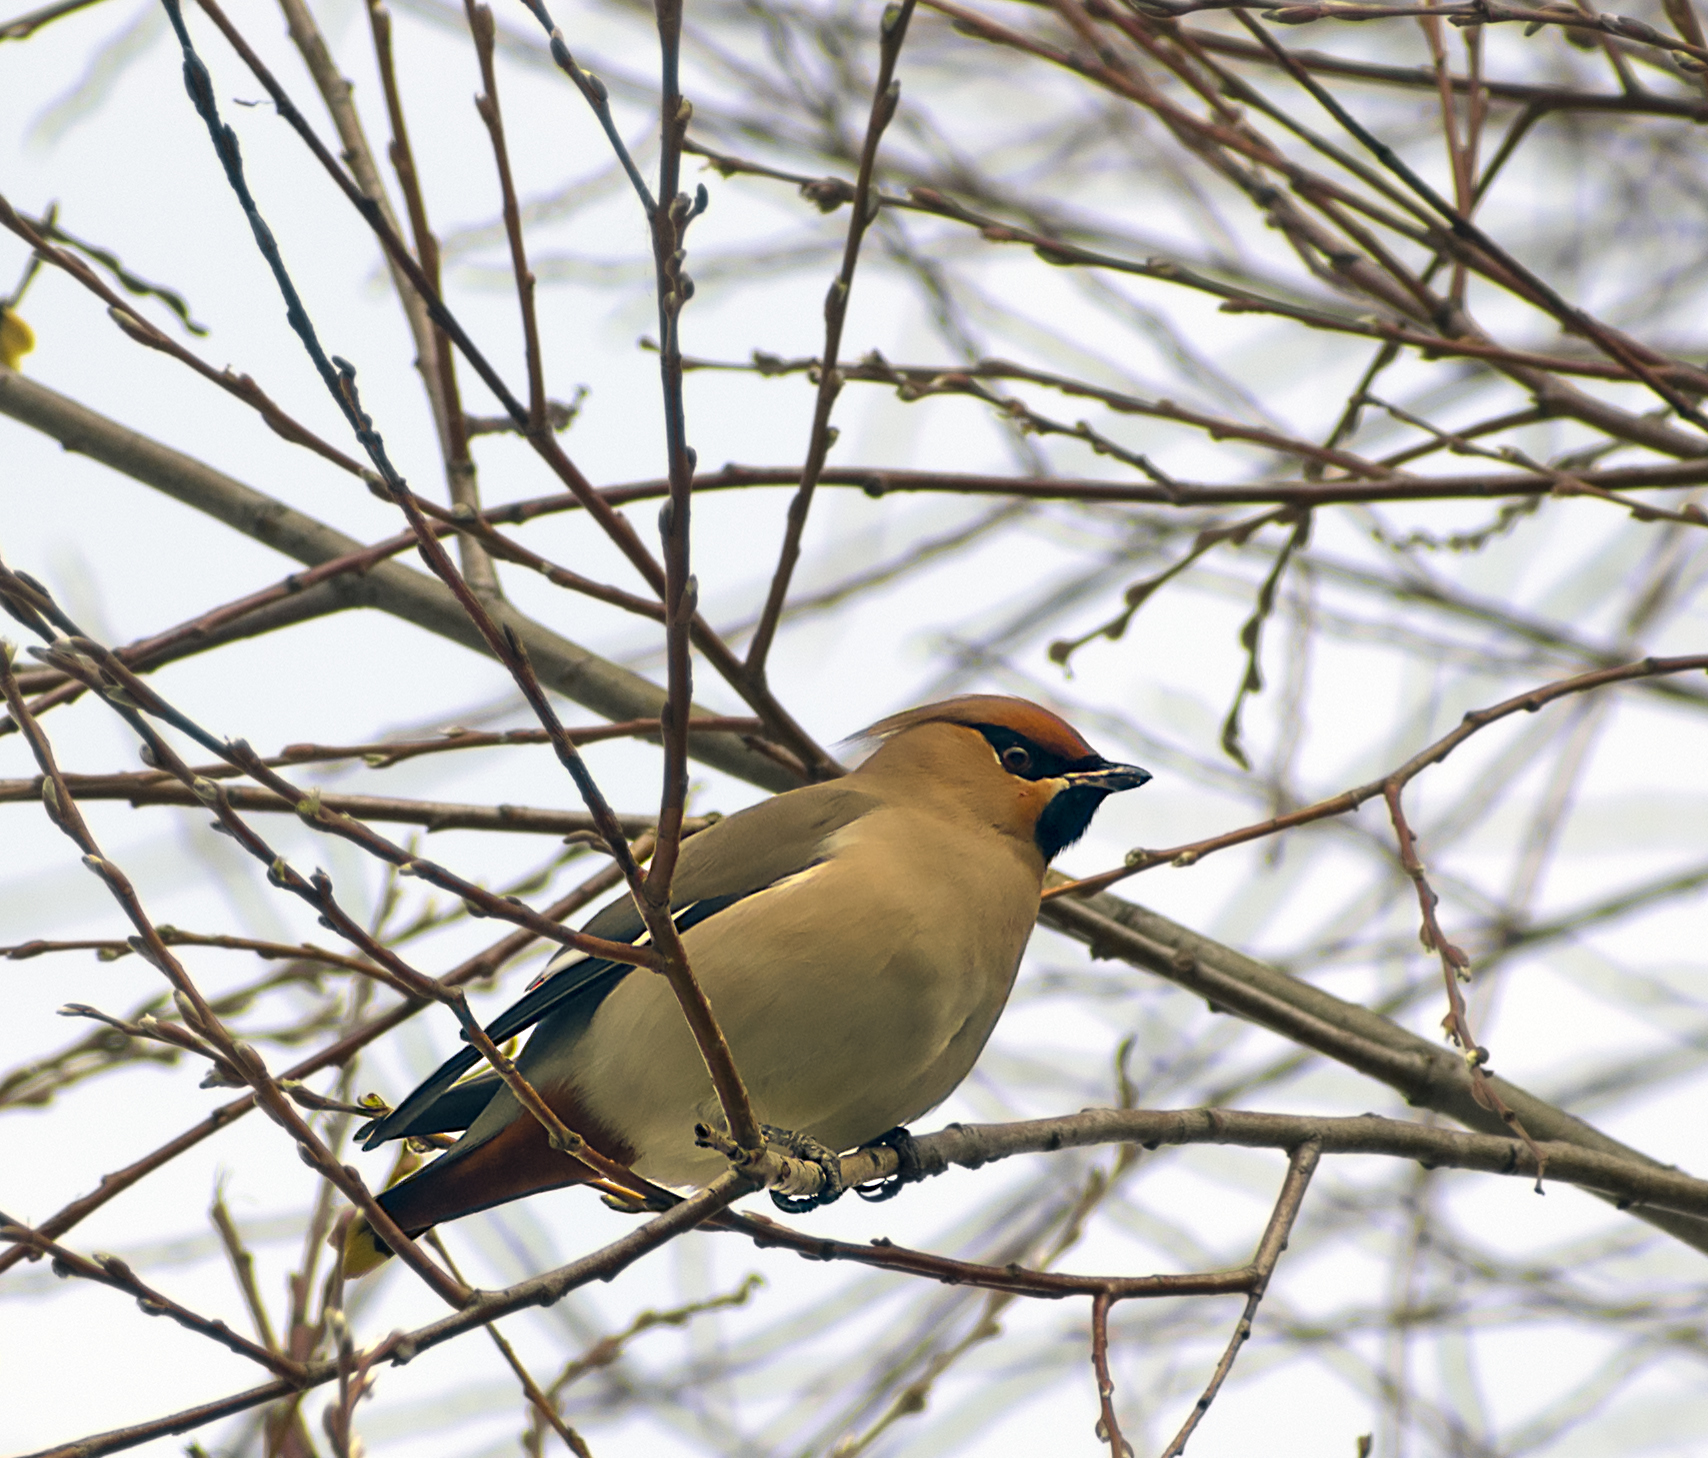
[1065,760,1151,792]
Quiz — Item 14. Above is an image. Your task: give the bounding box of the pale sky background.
[5,0,1708,1454]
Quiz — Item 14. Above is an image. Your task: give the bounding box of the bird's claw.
[853,1125,931,1203]
[761,1124,847,1214]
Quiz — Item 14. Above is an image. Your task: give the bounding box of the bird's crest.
[861,695,1097,763]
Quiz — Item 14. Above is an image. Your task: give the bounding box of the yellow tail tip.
[0,307,34,371]
[341,1215,394,1278]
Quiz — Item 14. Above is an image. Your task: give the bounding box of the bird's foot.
[852,1125,935,1203]
[760,1124,847,1214]
[693,1122,848,1212]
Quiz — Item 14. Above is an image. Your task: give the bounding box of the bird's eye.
[1001,745,1033,774]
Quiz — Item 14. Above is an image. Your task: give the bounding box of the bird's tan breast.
[568,802,1045,1185]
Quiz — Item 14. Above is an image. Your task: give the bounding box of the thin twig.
[743,0,917,680]
[210,1189,283,1356]
[0,1218,306,1381]
[0,0,107,41]
[364,0,497,595]
[0,854,634,1277]
[425,1232,595,1457]
[0,194,372,478]
[1088,1292,1130,1457]
[467,0,547,431]
[1158,1141,1321,1456]
[1048,652,1708,897]
[0,773,703,838]
[0,647,473,1307]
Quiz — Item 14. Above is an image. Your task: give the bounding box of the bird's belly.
[571,845,1039,1187]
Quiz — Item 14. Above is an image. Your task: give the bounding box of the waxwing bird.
[343,695,1149,1275]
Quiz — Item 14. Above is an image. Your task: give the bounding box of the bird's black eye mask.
[972,724,1100,782]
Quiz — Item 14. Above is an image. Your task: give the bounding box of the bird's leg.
[759,1123,847,1214]
[852,1125,934,1203]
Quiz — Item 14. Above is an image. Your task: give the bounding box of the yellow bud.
[0,305,35,371]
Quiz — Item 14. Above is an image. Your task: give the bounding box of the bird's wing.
[359,781,879,1150]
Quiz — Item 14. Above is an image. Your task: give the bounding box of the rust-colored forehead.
[861,695,1099,761]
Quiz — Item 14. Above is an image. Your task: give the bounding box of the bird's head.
[859,695,1150,861]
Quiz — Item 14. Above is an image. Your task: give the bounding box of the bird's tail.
[342,1213,398,1279]
[341,1104,609,1277]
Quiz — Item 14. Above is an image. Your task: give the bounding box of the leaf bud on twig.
[873,79,901,132]
[800,177,854,212]
[327,1306,355,1358]
[129,937,170,973]
[98,1253,136,1281]
[231,1041,270,1083]
[173,990,210,1035]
